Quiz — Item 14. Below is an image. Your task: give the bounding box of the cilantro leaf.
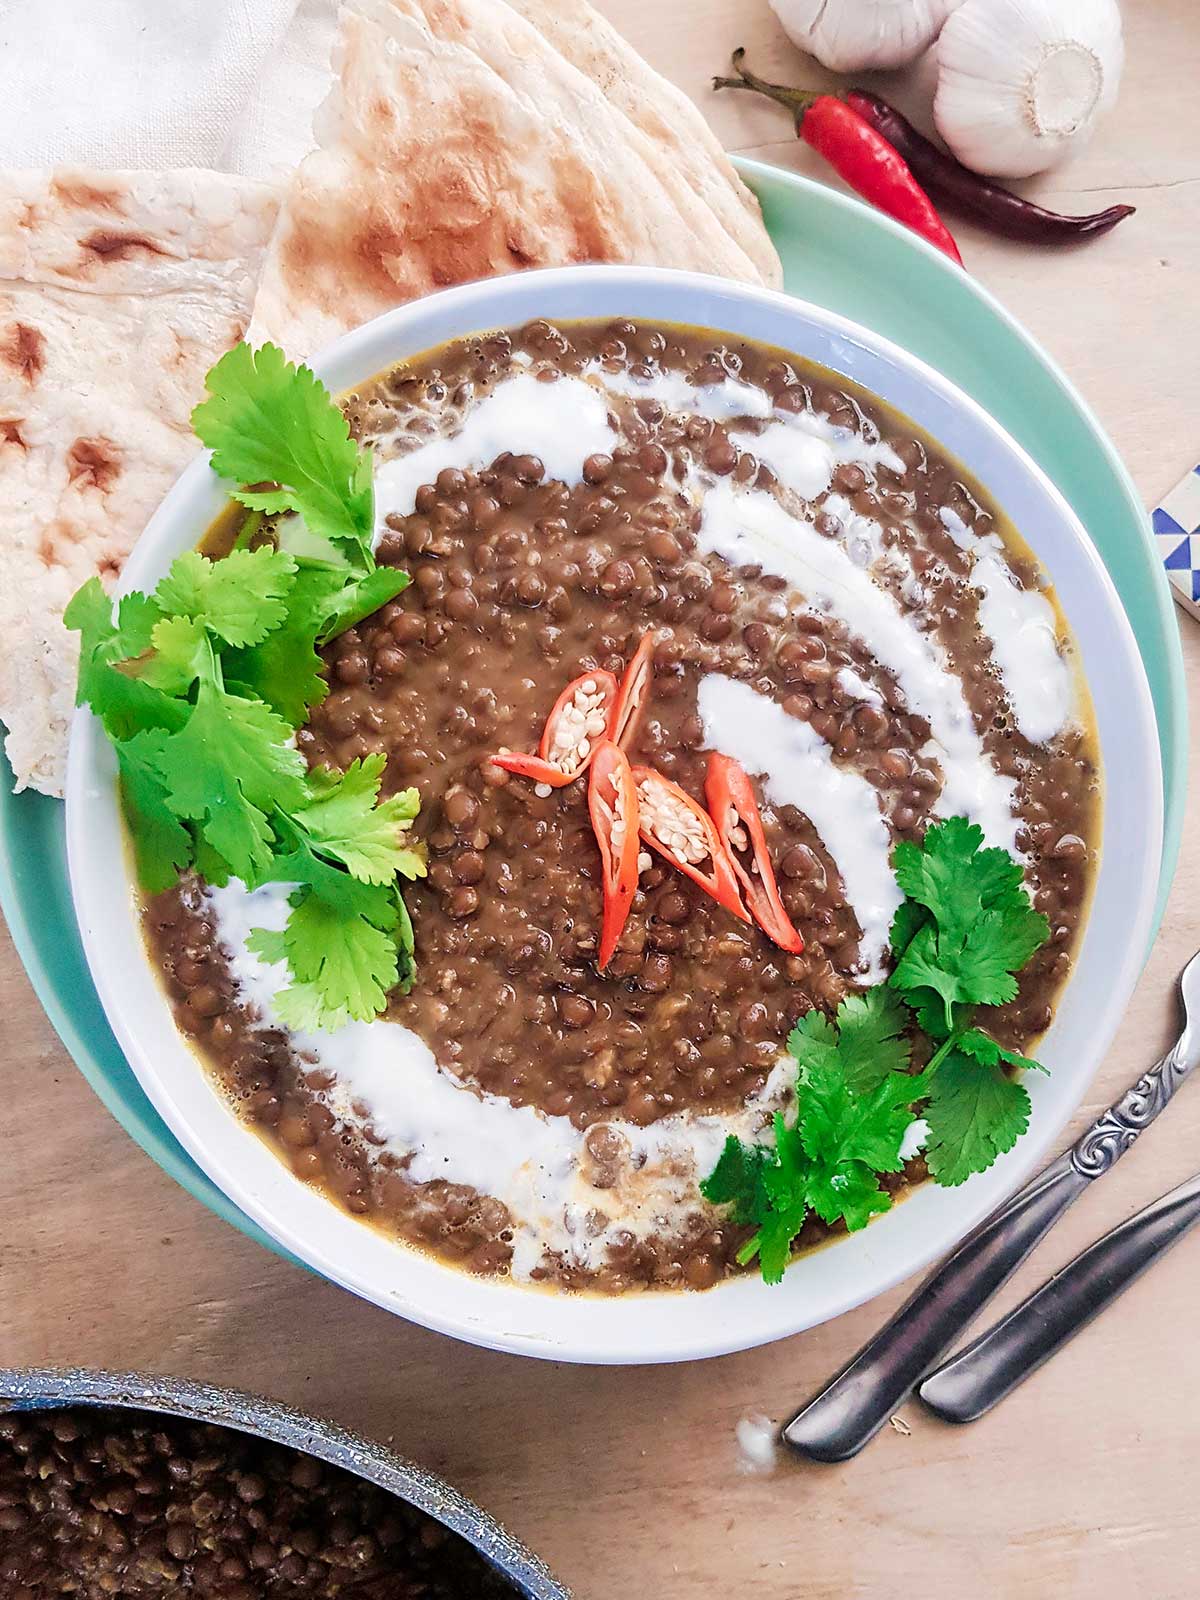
[716,1118,811,1286]
[956,1028,1047,1075]
[701,1136,772,1225]
[116,742,193,892]
[747,1211,808,1287]
[125,675,306,886]
[889,903,964,1037]
[705,1124,809,1284]
[884,822,1051,1186]
[790,987,910,1094]
[922,1048,1032,1186]
[294,756,425,886]
[153,546,298,648]
[317,566,412,645]
[132,616,210,695]
[65,579,183,740]
[807,1159,896,1235]
[752,1117,811,1283]
[190,825,235,889]
[272,889,401,1032]
[893,906,1049,1027]
[127,724,271,885]
[893,816,1025,941]
[703,819,1058,1261]
[64,573,119,664]
[192,343,375,562]
[221,565,342,724]
[784,1009,837,1068]
[798,1059,916,1181]
[258,834,413,1030]
[891,924,966,1027]
[276,513,353,569]
[957,906,1050,1001]
[246,925,288,966]
[66,580,161,688]
[889,816,1049,1029]
[796,1056,917,1230]
[889,897,929,958]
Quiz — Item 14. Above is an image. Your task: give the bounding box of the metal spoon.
[918,1166,1200,1422]
[781,950,1200,1463]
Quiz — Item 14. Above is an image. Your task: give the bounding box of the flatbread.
[503,0,781,289]
[0,168,278,796]
[248,0,782,359]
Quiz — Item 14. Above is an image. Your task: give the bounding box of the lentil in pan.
[143,318,1099,1293]
[0,1406,515,1597]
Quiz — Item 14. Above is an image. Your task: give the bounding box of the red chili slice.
[489,750,568,786]
[588,741,640,969]
[491,668,618,788]
[632,766,749,923]
[611,632,656,751]
[705,753,803,953]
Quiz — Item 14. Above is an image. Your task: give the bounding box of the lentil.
[0,1408,515,1598]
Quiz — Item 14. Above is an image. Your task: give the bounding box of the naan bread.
[504,0,781,289]
[0,168,278,796]
[249,0,782,359]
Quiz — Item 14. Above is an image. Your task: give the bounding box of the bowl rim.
[65,263,1163,1364]
[0,1365,567,1599]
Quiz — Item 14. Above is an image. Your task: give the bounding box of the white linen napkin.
[0,0,335,176]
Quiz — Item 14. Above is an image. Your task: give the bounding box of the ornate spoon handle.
[918,1169,1200,1422]
[783,1033,1197,1463]
[1065,1035,1195,1177]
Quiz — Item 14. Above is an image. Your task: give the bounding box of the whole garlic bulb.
[768,0,962,73]
[934,0,1125,178]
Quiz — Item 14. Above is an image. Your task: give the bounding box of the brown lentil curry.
[145,318,1099,1293]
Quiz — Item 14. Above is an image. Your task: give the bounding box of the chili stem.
[712,48,816,124]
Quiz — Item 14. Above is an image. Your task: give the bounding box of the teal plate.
[0,163,1185,1260]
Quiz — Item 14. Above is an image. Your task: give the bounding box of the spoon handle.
[783,1037,1196,1463]
[782,1152,1088,1461]
[918,1170,1200,1422]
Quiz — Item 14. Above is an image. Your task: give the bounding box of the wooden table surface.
[2,2,1197,1595]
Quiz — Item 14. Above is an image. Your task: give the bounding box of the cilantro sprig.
[888,817,1049,1187]
[703,818,1052,1282]
[889,816,1050,1035]
[192,341,376,565]
[69,344,422,1030]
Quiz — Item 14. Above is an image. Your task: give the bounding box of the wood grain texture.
[1,2,1197,1595]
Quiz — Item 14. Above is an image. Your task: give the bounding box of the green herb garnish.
[889,815,1050,1034]
[68,344,422,1030]
[888,816,1049,1187]
[702,818,1051,1282]
[192,340,376,564]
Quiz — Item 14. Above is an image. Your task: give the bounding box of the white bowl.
[66,265,1162,1364]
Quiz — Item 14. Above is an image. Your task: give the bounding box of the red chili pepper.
[588,741,641,970]
[845,90,1135,246]
[632,766,749,923]
[713,50,962,266]
[489,749,568,786]
[705,754,803,954]
[611,633,656,751]
[492,668,618,788]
